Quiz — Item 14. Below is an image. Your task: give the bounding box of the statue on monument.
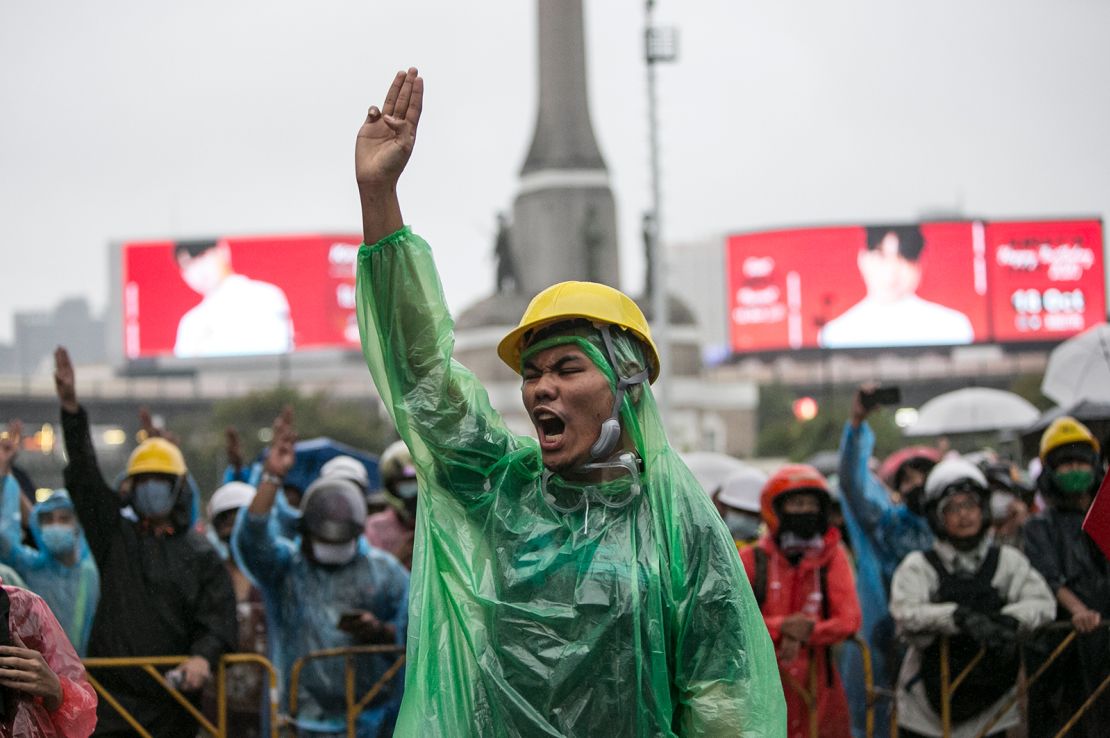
[581,204,606,283]
[493,212,520,294]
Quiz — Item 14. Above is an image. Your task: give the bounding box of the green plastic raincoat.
[356,226,785,737]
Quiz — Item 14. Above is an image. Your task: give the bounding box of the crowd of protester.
[0,66,1105,737]
[5,358,1106,738]
[698,384,1109,738]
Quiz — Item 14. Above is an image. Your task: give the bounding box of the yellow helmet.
[1039,416,1099,463]
[497,281,660,382]
[126,438,187,477]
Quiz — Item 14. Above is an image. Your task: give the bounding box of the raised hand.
[226,427,244,471]
[54,347,78,413]
[139,406,181,447]
[356,68,423,190]
[264,406,297,478]
[0,420,22,475]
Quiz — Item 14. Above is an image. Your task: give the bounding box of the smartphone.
[861,386,901,409]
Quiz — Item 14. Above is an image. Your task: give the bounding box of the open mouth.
[533,411,566,447]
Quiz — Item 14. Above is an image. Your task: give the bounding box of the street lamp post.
[644,0,677,425]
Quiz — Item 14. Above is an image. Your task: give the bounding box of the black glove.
[987,613,1020,642]
[954,607,1018,648]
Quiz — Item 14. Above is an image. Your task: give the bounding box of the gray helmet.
[299,476,367,543]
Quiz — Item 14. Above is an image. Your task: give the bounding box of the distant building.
[9,298,106,375]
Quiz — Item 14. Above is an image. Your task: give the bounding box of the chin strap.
[588,325,650,461]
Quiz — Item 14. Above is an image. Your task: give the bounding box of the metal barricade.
[778,634,876,738]
[286,644,406,738]
[216,653,282,738]
[893,622,1110,738]
[83,655,219,738]
[83,653,280,738]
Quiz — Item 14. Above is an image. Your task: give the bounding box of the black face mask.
[778,512,825,540]
[904,485,926,517]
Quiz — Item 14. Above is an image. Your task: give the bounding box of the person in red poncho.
[741,464,862,738]
[0,580,97,737]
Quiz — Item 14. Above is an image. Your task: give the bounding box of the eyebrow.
[522,353,585,373]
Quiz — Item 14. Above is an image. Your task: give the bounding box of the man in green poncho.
[354,67,785,737]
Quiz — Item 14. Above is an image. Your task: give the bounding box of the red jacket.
[1,582,98,737]
[741,528,861,738]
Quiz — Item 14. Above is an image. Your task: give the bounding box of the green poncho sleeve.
[356,227,785,737]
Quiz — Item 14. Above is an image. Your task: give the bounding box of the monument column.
[511,0,620,293]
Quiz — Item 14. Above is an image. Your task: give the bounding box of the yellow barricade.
[287,644,407,738]
[892,622,1110,738]
[778,634,876,738]
[83,653,279,738]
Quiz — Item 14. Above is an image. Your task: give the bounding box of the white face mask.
[311,539,358,565]
[394,479,419,500]
[990,491,1015,521]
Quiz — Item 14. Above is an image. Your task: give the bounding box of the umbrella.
[680,451,751,496]
[256,437,380,492]
[1042,322,1110,406]
[904,388,1040,437]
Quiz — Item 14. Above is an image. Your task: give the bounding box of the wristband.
[260,472,284,487]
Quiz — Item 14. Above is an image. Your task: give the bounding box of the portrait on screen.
[122,234,364,361]
[818,225,973,348]
[172,239,294,358]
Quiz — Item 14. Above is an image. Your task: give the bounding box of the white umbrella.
[681,451,751,495]
[905,387,1040,437]
[1041,322,1110,406]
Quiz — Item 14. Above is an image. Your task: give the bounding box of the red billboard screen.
[122,234,364,359]
[986,220,1105,342]
[726,219,1104,352]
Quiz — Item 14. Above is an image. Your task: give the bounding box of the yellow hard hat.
[497,281,660,383]
[1039,416,1099,462]
[126,438,187,477]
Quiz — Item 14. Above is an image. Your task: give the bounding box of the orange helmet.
[760,464,832,534]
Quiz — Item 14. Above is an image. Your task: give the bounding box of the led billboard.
[122,234,364,359]
[985,220,1104,342]
[726,219,1104,352]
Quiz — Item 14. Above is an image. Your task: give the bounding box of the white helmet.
[923,458,990,542]
[716,468,767,514]
[924,458,988,505]
[207,481,256,520]
[319,455,370,490]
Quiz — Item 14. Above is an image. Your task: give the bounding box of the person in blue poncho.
[0,421,100,657]
[837,386,937,737]
[0,486,100,657]
[232,414,409,738]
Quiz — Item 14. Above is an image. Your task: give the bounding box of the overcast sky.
[2,0,1108,344]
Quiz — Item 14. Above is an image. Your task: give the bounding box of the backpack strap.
[923,548,947,579]
[753,547,768,607]
[979,544,1001,582]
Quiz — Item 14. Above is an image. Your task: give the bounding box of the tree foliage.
[173,388,397,494]
[755,383,904,462]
